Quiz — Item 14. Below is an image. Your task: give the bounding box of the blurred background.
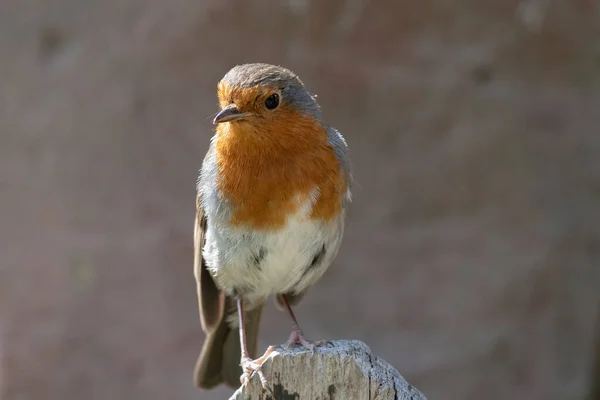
[1,0,600,399]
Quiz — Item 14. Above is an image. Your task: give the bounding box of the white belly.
[203,211,344,307]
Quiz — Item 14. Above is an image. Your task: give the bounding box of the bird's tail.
[193,305,263,389]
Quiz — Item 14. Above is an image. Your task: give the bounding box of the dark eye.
[264,93,279,110]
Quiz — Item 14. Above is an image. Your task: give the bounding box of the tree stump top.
[229,340,427,400]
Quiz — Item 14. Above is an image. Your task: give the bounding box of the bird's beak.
[213,105,252,124]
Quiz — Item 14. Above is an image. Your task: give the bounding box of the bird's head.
[213,64,323,142]
[210,64,347,228]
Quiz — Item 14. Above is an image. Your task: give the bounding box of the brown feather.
[194,298,264,389]
[193,317,231,389]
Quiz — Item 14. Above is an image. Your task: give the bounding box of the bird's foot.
[240,345,276,392]
[285,329,331,353]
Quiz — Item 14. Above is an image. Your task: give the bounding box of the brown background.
[2,1,600,399]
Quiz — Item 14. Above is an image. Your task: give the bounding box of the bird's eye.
[264,93,279,110]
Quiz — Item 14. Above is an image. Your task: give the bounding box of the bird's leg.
[237,299,275,391]
[277,294,330,352]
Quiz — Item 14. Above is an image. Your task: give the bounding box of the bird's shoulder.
[325,124,352,184]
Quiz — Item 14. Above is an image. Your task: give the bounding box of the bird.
[193,63,352,391]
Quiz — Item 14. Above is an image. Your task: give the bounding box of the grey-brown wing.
[194,196,225,333]
[325,125,352,188]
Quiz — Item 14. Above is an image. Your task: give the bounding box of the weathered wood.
[229,340,427,400]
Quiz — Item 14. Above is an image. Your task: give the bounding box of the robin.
[193,63,352,391]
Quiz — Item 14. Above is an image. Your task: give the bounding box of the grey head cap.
[221,63,322,120]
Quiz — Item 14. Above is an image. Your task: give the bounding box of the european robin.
[193,63,352,391]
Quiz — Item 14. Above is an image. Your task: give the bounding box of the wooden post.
[229,340,427,400]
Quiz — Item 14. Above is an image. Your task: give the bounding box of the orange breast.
[214,112,346,230]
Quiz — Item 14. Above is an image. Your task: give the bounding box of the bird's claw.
[285,330,330,353]
[239,346,276,392]
[240,359,265,388]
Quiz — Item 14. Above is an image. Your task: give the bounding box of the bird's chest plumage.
[197,130,347,308]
